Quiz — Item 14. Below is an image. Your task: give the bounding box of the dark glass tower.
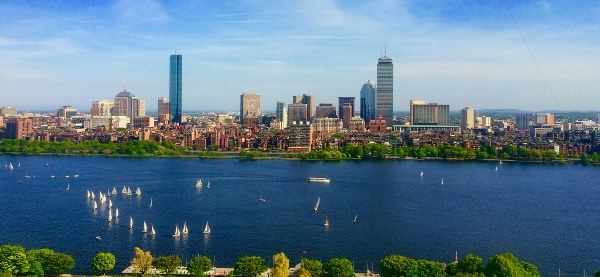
[169,54,182,123]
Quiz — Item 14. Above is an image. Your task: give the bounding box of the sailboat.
[121,185,127,194]
[149,197,153,208]
[17,162,20,167]
[109,199,112,208]
[353,215,357,223]
[196,179,202,188]
[203,221,211,234]
[142,221,148,233]
[313,197,320,212]
[150,224,156,235]
[74,174,79,178]
[182,222,189,235]
[207,181,211,189]
[93,201,98,210]
[129,217,133,229]
[24,171,31,178]
[173,224,181,237]
[420,171,424,177]
[50,175,55,178]
[495,166,498,172]
[499,160,503,164]
[115,208,119,218]
[135,187,141,196]
[323,216,329,226]
[91,191,96,200]
[259,195,266,202]
[112,187,117,195]
[87,190,91,199]
[441,179,444,185]
[107,189,111,197]
[108,209,112,222]
[127,187,132,196]
[8,163,13,170]
[66,183,70,191]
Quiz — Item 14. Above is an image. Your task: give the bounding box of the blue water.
[1,156,599,276]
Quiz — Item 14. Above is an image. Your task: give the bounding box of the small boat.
[121,185,127,194]
[207,181,211,189]
[127,187,132,196]
[95,236,101,241]
[150,224,156,235]
[149,197,153,208]
[109,199,112,208]
[173,224,181,237]
[66,183,70,191]
[74,174,79,178]
[115,208,119,218]
[196,179,203,188]
[111,187,117,195]
[499,160,503,164]
[203,221,211,234]
[353,215,357,223]
[313,197,320,212]
[107,189,111,197]
[309,177,330,183]
[323,216,329,226]
[87,190,91,199]
[129,217,133,229]
[259,195,266,202]
[93,201,98,210]
[135,187,141,196]
[24,171,31,178]
[65,175,69,178]
[8,163,13,170]
[495,166,498,172]
[17,162,20,167]
[50,175,55,178]
[142,221,147,233]
[108,209,112,222]
[182,222,189,235]
[91,192,96,200]
[420,171,424,177]
[441,179,444,185]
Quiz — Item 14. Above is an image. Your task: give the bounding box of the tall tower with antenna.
[376,49,393,127]
[169,52,182,124]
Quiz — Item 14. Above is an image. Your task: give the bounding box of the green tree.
[130,247,153,276]
[595,270,600,277]
[323,258,354,277]
[0,252,30,276]
[380,254,418,277]
[416,259,444,277]
[233,256,266,277]
[301,258,323,277]
[456,254,483,274]
[187,256,213,277]
[294,267,311,277]
[46,252,75,274]
[25,260,44,277]
[153,256,181,276]
[271,253,289,277]
[91,252,116,276]
[484,252,540,277]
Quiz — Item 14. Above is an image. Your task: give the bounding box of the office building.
[376,53,393,126]
[313,118,343,134]
[360,80,376,123]
[411,103,450,125]
[461,107,476,131]
[287,103,307,126]
[240,93,261,127]
[535,113,554,125]
[5,118,32,139]
[276,101,288,129]
[169,54,182,123]
[338,97,355,123]
[293,94,315,120]
[315,103,337,119]
[515,113,529,130]
[409,100,425,124]
[341,103,353,128]
[56,106,77,118]
[158,97,169,122]
[113,86,146,124]
[90,100,114,116]
[288,121,313,152]
[348,116,366,132]
[0,107,17,117]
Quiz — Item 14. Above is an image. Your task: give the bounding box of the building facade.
[158,97,169,122]
[90,100,114,116]
[287,103,307,126]
[0,107,17,117]
[360,80,376,123]
[461,107,475,131]
[376,54,393,126]
[275,101,288,129]
[240,93,261,127]
[315,103,336,119]
[56,106,77,118]
[412,103,450,125]
[293,94,315,120]
[113,87,145,124]
[169,54,182,123]
[338,97,355,125]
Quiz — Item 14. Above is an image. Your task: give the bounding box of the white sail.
[441,179,444,185]
[203,221,211,234]
[91,192,96,200]
[207,181,211,189]
[151,225,156,235]
[173,224,180,236]
[129,217,133,229]
[142,221,147,233]
[420,171,424,177]
[259,195,266,202]
[354,215,357,223]
[149,197,153,208]
[109,199,112,208]
[115,208,119,218]
[313,197,320,212]
[87,190,91,199]
[135,187,141,195]
[108,209,112,222]
[324,216,329,226]
[112,187,117,195]
[66,183,70,191]
[93,201,98,210]
[127,187,132,196]
[8,163,13,170]
[196,179,202,188]
[182,222,188,234]
[107,189,111,197]
[122,185,127,194]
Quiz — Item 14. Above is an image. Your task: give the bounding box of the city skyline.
[0,1,599,111]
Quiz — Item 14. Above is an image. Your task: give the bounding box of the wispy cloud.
[112,0,167,22]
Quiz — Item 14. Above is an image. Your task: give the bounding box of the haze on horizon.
[0,0,598,113]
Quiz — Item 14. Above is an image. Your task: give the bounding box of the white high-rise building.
[376,53,393,126]
[461,107,476,131]
[276,101,288,129]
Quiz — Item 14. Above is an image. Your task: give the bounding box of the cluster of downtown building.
[1,53,600,156]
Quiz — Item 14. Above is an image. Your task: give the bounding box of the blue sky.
[0,0,599,112]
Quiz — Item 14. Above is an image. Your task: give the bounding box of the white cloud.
[112,0,168,22]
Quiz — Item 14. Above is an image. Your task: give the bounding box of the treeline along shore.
[2,139,600,164]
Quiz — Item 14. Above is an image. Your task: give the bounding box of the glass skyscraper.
[169,54,182,123]
[360,80,376,123]
[376,54,393,126]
